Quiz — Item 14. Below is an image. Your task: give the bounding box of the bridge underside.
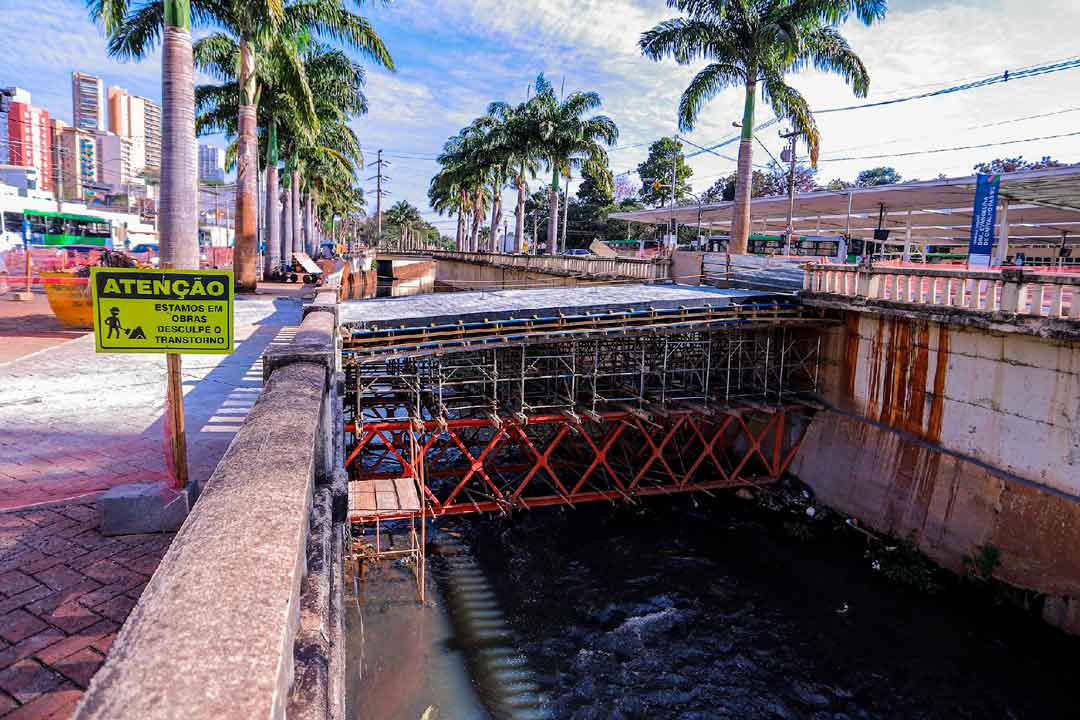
[342,286,831,524]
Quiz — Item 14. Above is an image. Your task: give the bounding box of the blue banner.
[968,174,1000,266]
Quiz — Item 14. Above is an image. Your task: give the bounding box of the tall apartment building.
[96,132,134,187]
[199,144,225,183]
[108,86,160,174]
[72,72,105,132]
[55,123,99,201]
[0,88,53,193]
[107,86,145,174]
[142,97,161,172]
[49,118,66,195]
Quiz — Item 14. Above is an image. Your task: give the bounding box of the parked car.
[562,248,591,256]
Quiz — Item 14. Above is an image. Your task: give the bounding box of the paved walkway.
[0,296,303,510]
[0,293,88,366]
[0,289,305,716]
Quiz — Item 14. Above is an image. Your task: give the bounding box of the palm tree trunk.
[291,163,301,257]
[264,119,279,275]
[159,2,197,270]
[304,192,313,255]
[456,206,464,251]
[514,174,526,254]
[547,183,560,255]
[470,199,481,252]
[282,177,293,266]
[490,184,501,253]
[232,35,258,291]
[731,79,757,255]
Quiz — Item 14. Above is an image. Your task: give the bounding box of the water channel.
[346,484,1078,719]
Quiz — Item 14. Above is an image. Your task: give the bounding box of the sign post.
[968,174,1001,268]
[91,267,234,490]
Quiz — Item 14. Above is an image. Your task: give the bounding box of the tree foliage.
[856,166,902,187]
[973,155,1061,174]
[636,137,694,207]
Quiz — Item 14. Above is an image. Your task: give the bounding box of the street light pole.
[781,129,798,256]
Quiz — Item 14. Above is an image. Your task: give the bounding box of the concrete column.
[1029,283,1046,316]
[996,200,1010,265]
[1070,289,1080,319]
[902,210,912,262]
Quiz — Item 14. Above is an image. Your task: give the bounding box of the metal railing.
[426,250,672,282]
[804,263,1080,320]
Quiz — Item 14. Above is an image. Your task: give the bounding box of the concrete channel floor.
[0,288,305,717]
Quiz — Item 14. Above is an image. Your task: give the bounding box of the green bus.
[0,209,113,248]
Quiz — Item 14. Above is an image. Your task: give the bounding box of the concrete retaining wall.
[74,291,348,719]
[792,311,1080,631]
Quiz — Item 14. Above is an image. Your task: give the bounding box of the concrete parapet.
[264,309,337,385]
[73,361,329,719]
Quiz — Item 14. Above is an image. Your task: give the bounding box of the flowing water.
[348,488,1079,719]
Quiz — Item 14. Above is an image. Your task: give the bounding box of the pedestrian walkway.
[0,293,88,366]
[0,289,305,717]
[0,296,303,510]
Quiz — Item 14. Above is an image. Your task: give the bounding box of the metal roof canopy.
[611,166,1080,245]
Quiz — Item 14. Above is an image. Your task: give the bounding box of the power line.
[818,130,1080,163]
[684,54,1080,160]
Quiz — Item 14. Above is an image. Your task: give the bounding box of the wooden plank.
[376,491,398,510]
[355,492,377,511]
[374,479,395,493]
[394,477,421,511]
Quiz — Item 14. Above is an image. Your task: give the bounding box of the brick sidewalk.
[0,503,172,718]
[0,290,305,716]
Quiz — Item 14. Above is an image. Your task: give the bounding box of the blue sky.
[4,0,1080,234]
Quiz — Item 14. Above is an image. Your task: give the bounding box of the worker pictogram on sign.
[91,267,235,354]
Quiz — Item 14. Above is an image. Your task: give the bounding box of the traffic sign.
[91,267,234,354]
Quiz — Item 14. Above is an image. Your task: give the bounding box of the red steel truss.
[345,406,808,522]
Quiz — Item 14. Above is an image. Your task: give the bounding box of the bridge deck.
[339,283,783,329]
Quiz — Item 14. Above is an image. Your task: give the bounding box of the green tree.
[530,74,618,255]
[636,137,693,207]
[93,0,392,289]
[974,155,1061,174]
[641,0,885,254]
[577,160,615,207]
[856,166,902,187]
[384,200,422,249]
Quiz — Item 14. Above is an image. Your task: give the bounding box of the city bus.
[1,210,113,249]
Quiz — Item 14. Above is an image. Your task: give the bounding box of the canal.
[347,483,1079,719]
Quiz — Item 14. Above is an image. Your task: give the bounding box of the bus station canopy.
[610,166,1080,247]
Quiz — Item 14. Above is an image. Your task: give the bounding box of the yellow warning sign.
[91,267,234,354]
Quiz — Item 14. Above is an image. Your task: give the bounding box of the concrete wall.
[435,258,593,290]
[792,311,1080,631]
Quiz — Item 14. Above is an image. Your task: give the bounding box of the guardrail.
[426,250,672,282]
[804,263,1080,319]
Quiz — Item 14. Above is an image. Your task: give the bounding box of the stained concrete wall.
[792,312,1080,630]
[435,258,586,290]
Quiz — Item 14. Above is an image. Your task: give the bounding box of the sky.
[3,0,1080,235]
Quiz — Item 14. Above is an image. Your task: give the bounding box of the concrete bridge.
[70,258,1080,718]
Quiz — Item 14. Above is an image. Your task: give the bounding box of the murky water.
[349,488,1080,719]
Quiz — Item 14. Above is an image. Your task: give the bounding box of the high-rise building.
[108,86,147,174]
[199,144,225,183]
[1,88,53,193]
[0,87,31,164]
[72,72,105,132]
[143,97,161,172]
[96,132,134,187]
[56,123,99,201]
[49,118,67,196]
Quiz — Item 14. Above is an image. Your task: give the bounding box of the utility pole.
[366,150,390,245]
[667,134,678,255]
[780,129,799,256]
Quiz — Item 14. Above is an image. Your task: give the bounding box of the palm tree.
[432,121,493,253]
[384,200,422,250]
[91,0,393,290]
[529,74,618,255]
[640,0,885,254]
[197,37,367,270]
[91,0,199,269]
[485,100,541,253]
